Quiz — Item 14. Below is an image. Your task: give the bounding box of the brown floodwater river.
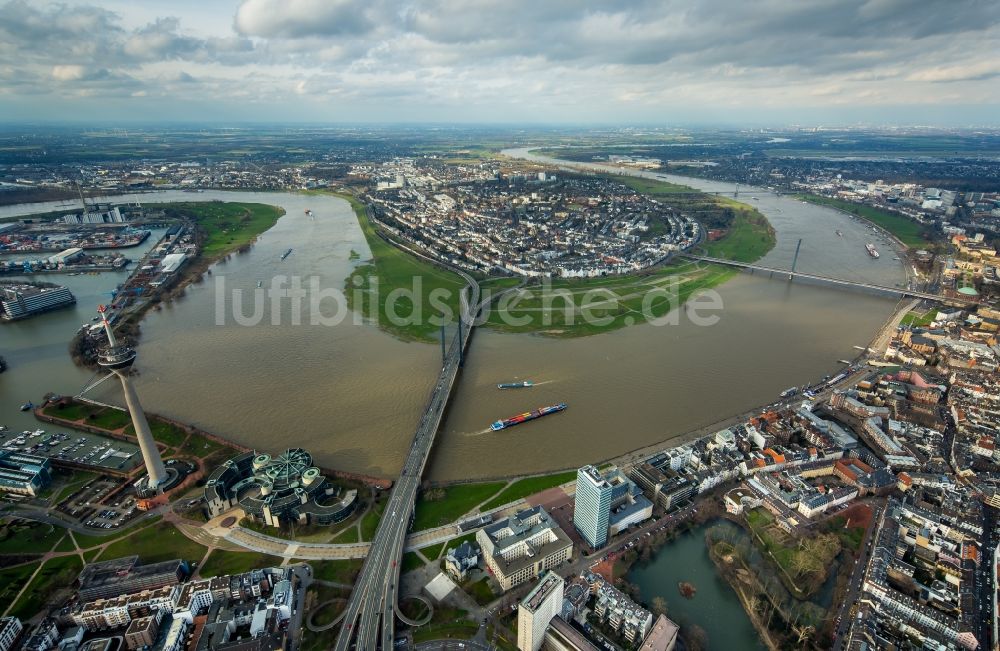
[0,165,907,480]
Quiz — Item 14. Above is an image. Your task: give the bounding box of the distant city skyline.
[0,0,998,125]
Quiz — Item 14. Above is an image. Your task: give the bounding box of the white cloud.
[51,64,90,81]
[0,0,998,122]
[908,60,1000,83]
[234,0,374,38]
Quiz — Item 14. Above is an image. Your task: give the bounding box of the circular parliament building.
[204,448,357,527]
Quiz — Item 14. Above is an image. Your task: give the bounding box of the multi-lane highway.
[334,273,481,650]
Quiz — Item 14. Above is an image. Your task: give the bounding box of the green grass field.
[44,399,232,459]
[134,420,188,447]
[163,202,285,260]
[332,527,360,544]
[69,515,164,551]
[614,175,776,263]
[479,471,577,512]
[701,209,776,262]
[411,606,477,644]
[826,516,866,553]
[465,577,496,606]
[337,192,468,342]
[197,550,283,577]
[611,175,694,195]
[0,562,41,615]
[309,594,348,628]
[9,555,83,619]
[360,497,386,541]
[412,482,506,532]
[401,551,425,574]
[419,541,447,561]
[795,194,926,248]
[304,558,365,585]
[745,508,841,593]
[43,401,130,431]
[99,521,207,565]
[483,262,737,337]
[0,519,69,555]
[901,309,937,327]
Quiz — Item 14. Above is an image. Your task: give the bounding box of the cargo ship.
[281,248,293,260]
[865,243,879,258]
[497,381,534,389]
[491,403,566,431]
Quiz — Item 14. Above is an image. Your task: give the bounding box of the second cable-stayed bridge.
[681,253,977,305]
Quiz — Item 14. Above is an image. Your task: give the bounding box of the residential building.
[545,616,600,651]
[155,615,190,651]
[124,613,162,649]
[639,614,679,651]
[22,619,59,651]
[72,586,179,632]
[723,487,762,515]
[443,541,479,581]
[517,571,563,651]
[77,556,186,602]
[0,617,22,651]
[585,571,654,644]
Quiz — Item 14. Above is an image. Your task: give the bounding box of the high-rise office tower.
[573,464,613,548]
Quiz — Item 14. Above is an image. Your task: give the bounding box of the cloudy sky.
[1,0,998,125]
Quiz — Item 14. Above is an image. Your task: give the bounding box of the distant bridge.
[682,253,978,306]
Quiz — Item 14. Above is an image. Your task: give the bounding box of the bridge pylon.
[790,238,803,280]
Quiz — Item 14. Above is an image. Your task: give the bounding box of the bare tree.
[792,623,815,646]
[683,624,709,651]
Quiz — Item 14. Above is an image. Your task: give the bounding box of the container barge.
[491,403,566,431]
[497,381,534,389]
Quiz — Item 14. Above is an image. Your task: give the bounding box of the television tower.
[96,305,167,490]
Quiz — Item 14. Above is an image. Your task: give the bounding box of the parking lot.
[56,475,141,529]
